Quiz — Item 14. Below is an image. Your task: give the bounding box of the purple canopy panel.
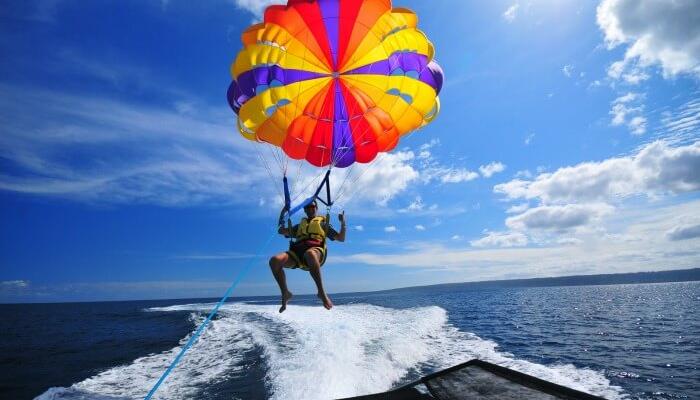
[319,0,340,69]
[331,80,355,167]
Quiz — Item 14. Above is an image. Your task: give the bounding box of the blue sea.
[1,281,698,400]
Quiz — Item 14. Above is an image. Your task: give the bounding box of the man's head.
[303,199,318,218]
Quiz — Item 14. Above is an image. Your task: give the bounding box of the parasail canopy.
[227,0,443,169]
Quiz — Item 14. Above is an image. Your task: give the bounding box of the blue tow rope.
[144,229,278,400]
[145,174,319,399]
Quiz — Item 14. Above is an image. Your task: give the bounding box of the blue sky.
[1,0,699,303]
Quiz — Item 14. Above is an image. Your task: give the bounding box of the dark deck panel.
[339,359,606,400]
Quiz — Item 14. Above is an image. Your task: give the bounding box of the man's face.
[304,203,317,218]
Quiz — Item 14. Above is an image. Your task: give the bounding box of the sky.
[1,0,699,303]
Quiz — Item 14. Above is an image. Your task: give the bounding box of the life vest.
[296,216,327,243]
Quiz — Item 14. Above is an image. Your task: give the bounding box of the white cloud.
[607,60,650,84]
[355,225,364,232]
[660,97,700,143]
[666,222,700,241]
[0,81,425,211]
[470,231,528,248]
[628,116,647,135]
[0,280,29,288]
[525,133,535,146]
[562,65,574,77]
[506,203,615,231]
[0,84,265,207]
[233,0,284,19]
[494,141,700,204]
[609,92,647,135]
[515,170,533,179]
[346,151,419,206]
[415,224,426,231]
[398,196,424,213]
[479,161,506,178]
[503,4,519,22]
[384,226,397,232]
[506,203,530,214]
[439,168,479,183]
[597,0,700,79]
[451,235,462,240]
[419,139,440,151]
[335,200,700,279]
[557,237,583,246]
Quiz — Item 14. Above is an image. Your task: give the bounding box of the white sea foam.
[36,303,626,400]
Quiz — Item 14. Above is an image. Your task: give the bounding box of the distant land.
[2,268,698,304]
[384,268,700,293]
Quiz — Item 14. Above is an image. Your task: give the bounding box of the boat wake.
[36,303,625,400]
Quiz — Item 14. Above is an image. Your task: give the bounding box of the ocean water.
[1,282,698,400]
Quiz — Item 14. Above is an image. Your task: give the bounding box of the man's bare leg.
[269,252,295,313]
[304,249,333,310]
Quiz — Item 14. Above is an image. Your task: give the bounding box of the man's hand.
[278,205,289,227]
[338,211,345,225]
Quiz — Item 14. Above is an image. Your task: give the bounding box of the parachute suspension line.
[144,226,279,400]
[289,158,304,200]
[289,167,326,205]
[253,142,283,200]
[265,141,284,174]
[335,152,387,204]
[332,163,356,204]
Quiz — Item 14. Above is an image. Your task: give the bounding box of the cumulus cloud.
[666,223,700,241]
[355,225,364,231]
[610,92,647,134]
[415,224,426,231]
[479,162,506,178]
[339,151,419,206]
[503,4,519,22]
[506,203,530,214]
[506,203,615,231]
[411,139,486,186]
[384,226,397,232]
[470,231,528,248]
[597,0,700,79]
[494,141,700,204]
[335,200,700,279]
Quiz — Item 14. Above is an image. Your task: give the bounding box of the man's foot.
[279,291,293,313]
[317,292,333,310]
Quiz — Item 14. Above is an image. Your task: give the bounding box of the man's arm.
[334,211,346,242]
[277,207,291,237]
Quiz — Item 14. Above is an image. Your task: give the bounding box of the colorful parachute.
[227,0,443,168]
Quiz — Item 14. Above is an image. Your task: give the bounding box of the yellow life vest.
[296,216,327,243]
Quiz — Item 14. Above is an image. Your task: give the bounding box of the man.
[268,199,346,313]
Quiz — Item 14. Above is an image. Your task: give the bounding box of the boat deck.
[340,359,605,400]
